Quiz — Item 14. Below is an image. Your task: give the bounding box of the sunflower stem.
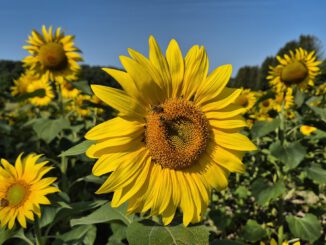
[34,219,44,245]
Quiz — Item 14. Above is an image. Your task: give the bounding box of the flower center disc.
[281,61,308,85]
[39,43,67,70]
[145,99,209,170]
[6,183,29,206]
[237,96,249,108]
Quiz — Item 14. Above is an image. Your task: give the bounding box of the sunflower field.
[0,26,325,245]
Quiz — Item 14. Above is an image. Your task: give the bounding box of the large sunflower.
[0,153,59,229]
[267,48,321,92]
[85,36,256,226]
[23,25,83,84]
[27,80,55,106]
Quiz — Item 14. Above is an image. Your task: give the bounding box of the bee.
[0,198,9,208]
[151,105,164,114]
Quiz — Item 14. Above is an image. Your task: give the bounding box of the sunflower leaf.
[305,163,326,184]
[286,214,321,243]
[269,141,306,169]
[251,117,280,138]
[70,202,134,226]
[126,220,209,245]
[32,118,70,143]
[241,219,266,242]
[59,140,94,157]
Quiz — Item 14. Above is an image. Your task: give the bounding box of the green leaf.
[309,105,326,121]
[294,89,305,107]
[73,80,92,95]
[305,163,326,184]
[241,219,266,242]
[210,240,245,245]
[15,89,46,102]
[286,214,321,243]
[126,220,209,245]
[251,178,286,206]
[108,222,127,245]
[209,210,232,231]
[0,228,16,244]
[39,206,61,228]
[33,118,70,143]
[71,202,134,226]
[55,225,97,244]
[251,117,280,138]
[59,140,94,157]
[270,141,306,169]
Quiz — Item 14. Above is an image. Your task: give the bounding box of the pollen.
[39,43,67,70]
[145,99,209,170]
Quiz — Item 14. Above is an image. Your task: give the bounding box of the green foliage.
[286,214,321,243]
[126,221,209,245]
[241,219,267,242]
[251,117,280,138]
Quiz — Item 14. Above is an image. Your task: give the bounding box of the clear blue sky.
[0,0,325,75]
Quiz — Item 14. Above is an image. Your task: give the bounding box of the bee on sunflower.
[267,48,321,92]
[23,25,83,85]
[0,153,59,229]
[85,36,256,226]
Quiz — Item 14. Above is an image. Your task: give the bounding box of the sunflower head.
[0,153,59,229]
[27,80,55,106]
[61,81,81,99]
[11,70,39,96]
[23,25,83,84]
[85,36,256,226]
[267,48,321,92]
[235,89,257,110]
[300,125,317,136]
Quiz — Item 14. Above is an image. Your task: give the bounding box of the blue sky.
[0,0,325,75]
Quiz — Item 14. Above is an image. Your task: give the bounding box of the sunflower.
[85,36,256,226]
[234,89,257,111]
[23,25,83,84]
[273,88,294,112]
[260,238,300,245]
[61,81,80,99]
[0,153,59,229]
[267,48,321,92]
[11,70,39,96]
[27,80,55,106]
[300,125,317,136]
[68,94,92,117]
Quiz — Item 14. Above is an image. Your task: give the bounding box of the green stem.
[34,220,44,245]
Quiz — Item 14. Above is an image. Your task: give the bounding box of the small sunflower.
[11,70,39,96]
[273,88,294,112]
[267,48,321,92]
[234,89,257,111]
[61,81,80,99]
[85,36,256,226]
[23,25,83,84]
[27,80,55,106]
[0,153,59,229]
[315,82,326,96]
[300,125,317,136]
[68,94,92,117]
[260,238,300,245]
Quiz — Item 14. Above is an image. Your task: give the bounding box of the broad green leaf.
[33,118,70,143]
[73,80,92,95]
[210,240,244,245]
[55,225,96,244]
[209,210,232,231]
[309,105,326,121]
[39,206,61,228]
[0,228,16,244]
[294,89,305,107]
[108,222,127,245]
[251,178,286,206]
[305,164,326,184]
[251,117,280,138]
[59,140,94,157]
[286,214,321,243]
[71,202,134,226]
[241,219,266,242]
[126,220,209,245]
[270,141,306,169]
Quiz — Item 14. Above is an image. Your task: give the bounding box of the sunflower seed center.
[281,61,308,85]
[145,99,209,170]
[39,43,67,70]
[6,183,29,207]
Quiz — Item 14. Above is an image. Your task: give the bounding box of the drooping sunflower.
[0,153,59,229]
[267,48,321,92]
[23,25,83,84]
[11,70,39,96]
[234,88,257,111]
[85,36,256,226]
[27,80,55,106]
